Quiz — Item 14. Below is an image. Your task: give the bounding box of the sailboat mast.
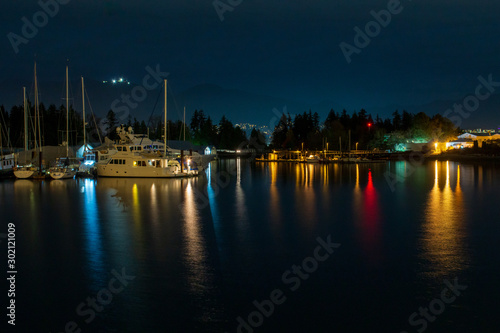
[23,87,28,152]
[81,76,86,152]
[164,79,167,156]
[34,62,38,151]
[183,106,186,141]
[66,65,69,157]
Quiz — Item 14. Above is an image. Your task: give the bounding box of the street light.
[356,142,358,151]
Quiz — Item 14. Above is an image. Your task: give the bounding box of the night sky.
[2,0,500,126]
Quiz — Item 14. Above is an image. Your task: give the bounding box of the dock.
[255,150,390,163]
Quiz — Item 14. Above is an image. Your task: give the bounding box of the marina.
[2,1,500,331]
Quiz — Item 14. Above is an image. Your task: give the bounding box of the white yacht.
[97,143,197,178]
[97,79,199,178]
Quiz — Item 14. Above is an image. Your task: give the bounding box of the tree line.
[271,109,459,151]
[1,101,458,153]
[0,103,101,149]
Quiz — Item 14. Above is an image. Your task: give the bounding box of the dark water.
[1,159,499,332]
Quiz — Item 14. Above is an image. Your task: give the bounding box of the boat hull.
[14,169,35,179]
[50,170,76,179]
[97,165,196,178]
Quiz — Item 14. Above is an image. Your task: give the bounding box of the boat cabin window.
[110,159,126,165]
[117,146,123,152]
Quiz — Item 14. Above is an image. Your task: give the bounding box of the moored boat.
[49,157,80,179]
[97,144,197,178]
[97,80,199,178]
[0,153,15,178]
[306,155,321,163]
[50,65,76,180]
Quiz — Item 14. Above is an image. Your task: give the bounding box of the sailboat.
[14,62,46,179]
[13,87,35,179]
[49,65,79,179]
[76,76,100,177]
[97,79,198,178]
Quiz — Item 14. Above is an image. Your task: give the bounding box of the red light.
[368,123,372,127]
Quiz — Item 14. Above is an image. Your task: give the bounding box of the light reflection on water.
[182,180,207,293]
[81,178,104,283]
[422,160,468,279]
[3,159,499,332]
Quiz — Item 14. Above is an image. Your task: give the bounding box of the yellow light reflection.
[270,162,278,185]
[269,162,281,226]
[14,180,39,248]
[352,164,363,238]
[132,183,140,222]
[183,181,208,294]
[150,182,158,224]
[295,162,316,230]
[422,160,468,278]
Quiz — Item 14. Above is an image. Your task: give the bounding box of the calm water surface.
[1,159,499,332]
